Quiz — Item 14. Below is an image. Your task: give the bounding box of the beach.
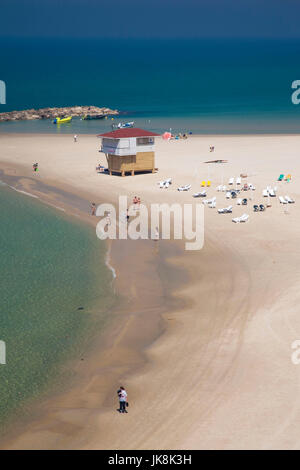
[1,133,300,449]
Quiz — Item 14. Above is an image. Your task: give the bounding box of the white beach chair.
[236,177,241,185]
[203,196,216,205]
[193,190,206,198]
[178,184,191,191]
[208,201,216,208]
[232,213,249,223]
[285,195,295,203]
[158,178,172,188]
[268,188,276,197]
[228,177,234,185]
[279,196,288,204]
[216,185,223,192]
[240,213,249,222]
[222,185,227,192]
[236,198,242,205]
[262,189,269,197]
[249,183,256,191]
[226,191,231,199]
[218,205,233,214]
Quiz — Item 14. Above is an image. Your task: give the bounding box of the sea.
[1,37,300,134]
[0,183,114,429]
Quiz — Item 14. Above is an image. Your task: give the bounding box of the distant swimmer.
[117,386,128,413]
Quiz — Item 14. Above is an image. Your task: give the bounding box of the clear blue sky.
[0,0,299,39]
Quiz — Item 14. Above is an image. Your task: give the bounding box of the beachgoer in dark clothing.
[117,386,128,413]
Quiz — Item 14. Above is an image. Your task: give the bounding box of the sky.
[0,0,299,39]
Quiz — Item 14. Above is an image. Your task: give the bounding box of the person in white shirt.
[117,386,128,413]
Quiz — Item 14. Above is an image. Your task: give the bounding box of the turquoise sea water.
[0,184,114,428]
[1,38,300,134]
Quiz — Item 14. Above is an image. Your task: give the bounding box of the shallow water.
[0,184,114,428]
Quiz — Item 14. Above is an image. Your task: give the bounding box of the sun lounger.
[216,185,222,191]
[278,174,284,181]
[228,177,234,185]
[158,178,172,188]
[285,195,295,203]
[248,184,256,191]
[207,181,211,187]
[218,205,233,214]
[240,213,249,222]
[268,188,276,197]
[178,184,191,191]
[259,204,265,211]
[236,177,241,185]
[208,201,216,208]
[193,190,206,198]
[253,205,259,212]
[226,191,231,199]
[279,196,288,204]
[262,189,268,197]
[222,185,227,192]
[201,181,206,187]
[237,198,242,205]
[242,198,247,205]
[232,213,249,223]
[203,197,216,205]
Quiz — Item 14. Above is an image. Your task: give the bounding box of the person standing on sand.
[91,202,96,216]
[117,386,128,413]
[74,135,78,142]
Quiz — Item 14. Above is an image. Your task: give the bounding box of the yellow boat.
[53,116,72,124]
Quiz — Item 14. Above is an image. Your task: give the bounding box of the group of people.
[133,196,141,207]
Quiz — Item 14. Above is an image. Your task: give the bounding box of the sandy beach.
[1,133,300,449]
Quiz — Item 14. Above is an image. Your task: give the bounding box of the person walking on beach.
[117,386,128,413]
[33,162,38,173]
[91,202,96,216]
[74,134,78,143]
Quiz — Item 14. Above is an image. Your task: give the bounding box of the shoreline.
[0,163,190,449]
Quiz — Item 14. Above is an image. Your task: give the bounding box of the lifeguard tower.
[97,128,160,176]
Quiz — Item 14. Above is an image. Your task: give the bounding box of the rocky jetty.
[0,105,119,122]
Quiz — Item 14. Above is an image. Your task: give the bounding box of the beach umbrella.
[162,131,172,140]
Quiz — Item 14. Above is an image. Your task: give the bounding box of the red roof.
[97,127,160,139]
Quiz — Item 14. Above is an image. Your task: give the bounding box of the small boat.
[117,121,134,128]
[82,114,106,120]
[53,116,72,124]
